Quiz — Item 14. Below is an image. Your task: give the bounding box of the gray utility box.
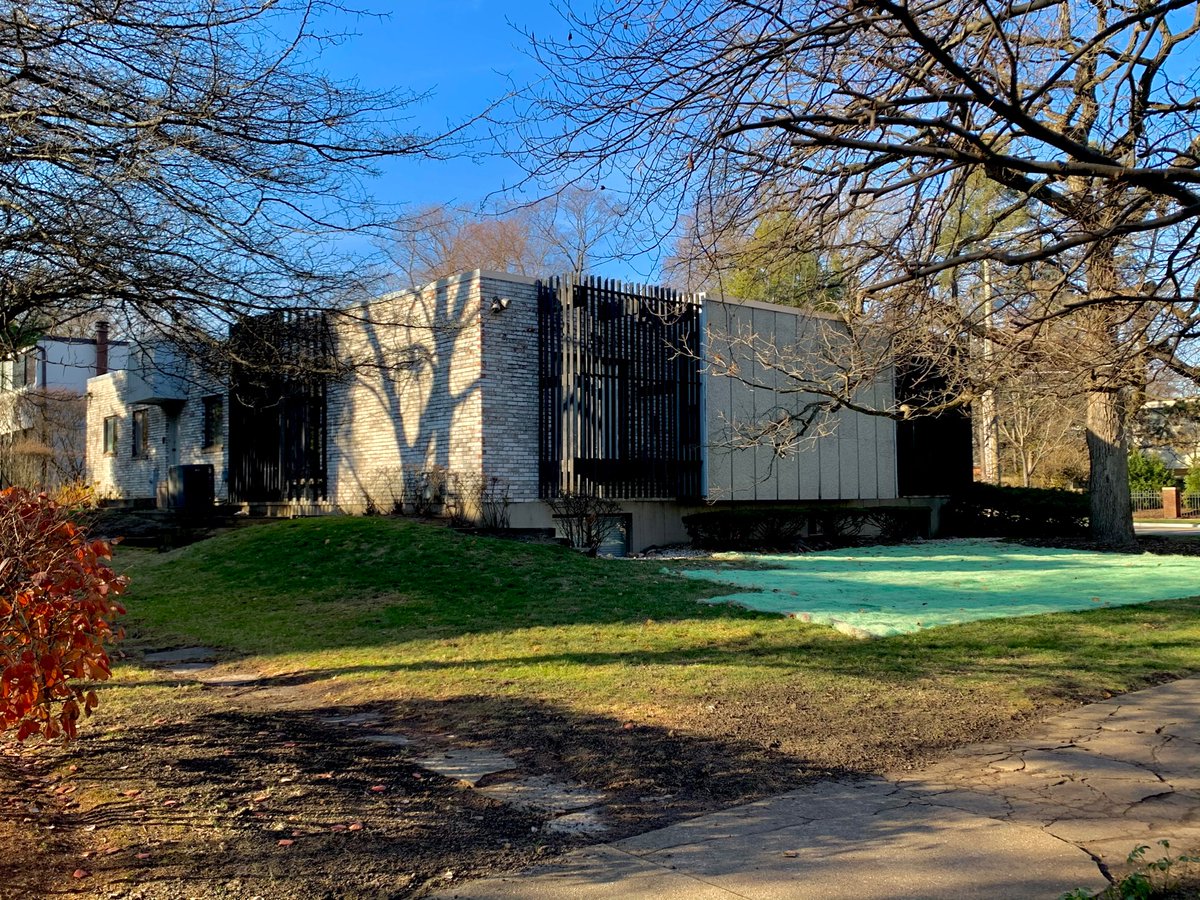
[164,464,215,516]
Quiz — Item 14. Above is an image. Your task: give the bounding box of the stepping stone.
[356,733,412,747]
[544,809,609,835]
[144,647,218,664]
[166,661,215,674]
[478,776,607,814]
[197,672,260,686]
[415,749,518,786]
[318,713,380,726]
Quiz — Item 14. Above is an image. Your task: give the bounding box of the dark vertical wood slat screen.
[228,310,330,504]
[537,275,702,501]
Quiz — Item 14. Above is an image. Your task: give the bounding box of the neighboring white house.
[1137,399,1200,475]
[85,272,971,549]
[1,324,128,488]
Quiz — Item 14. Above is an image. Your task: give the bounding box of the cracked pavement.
[434,676,1200,899]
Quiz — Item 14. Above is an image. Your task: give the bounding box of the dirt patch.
[0,658,1030,899]
[0,696,563,899]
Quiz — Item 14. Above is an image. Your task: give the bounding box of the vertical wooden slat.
[536,276,703,503]
[565,274,575,496]
[227,310,329,504]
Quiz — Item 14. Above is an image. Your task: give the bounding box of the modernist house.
[1,323,127,488]
[86,271,970,549]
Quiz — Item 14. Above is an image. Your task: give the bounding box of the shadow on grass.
[118,519,1200,665]
[38,693,856,899]
[116,595,1200,715]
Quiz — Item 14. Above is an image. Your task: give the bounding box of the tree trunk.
[1086,389,1135,545]
[980,387,1000,484]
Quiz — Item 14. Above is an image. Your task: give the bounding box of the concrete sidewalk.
[436,677,1200,899]
[1134,520,1200,536]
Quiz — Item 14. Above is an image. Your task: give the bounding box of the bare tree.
[385,204,554,286]
[0,390,86,489]
[518,0,1200,544]
[530,185,625,278]
[997,382,1086,488]
[386,188,626,286]
[0,0,450,361]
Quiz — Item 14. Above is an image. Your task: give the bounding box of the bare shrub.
[479,476,512,531]
[446,472,482,527]
[549,492,623,557]
[407,465,447,518]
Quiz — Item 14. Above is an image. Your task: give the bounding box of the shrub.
[1128,451,1175,493]
[478,476,512,531]
[682,506,930,551]
[51,480,96,515]
[448,474,511,531]
[407,465,447,518]
[442,473,513,530]
[1185,466,1200,494]
[361,465,406,516]
[0,487,126,741]
[941,483,1089,538]
[446,472,481,527]
[549,492,624,556]
[362,494,382,516]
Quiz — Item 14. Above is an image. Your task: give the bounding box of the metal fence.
[537,275,703,500]
[1131,490,1164,513]
[1186,492,1200,516]
[1132,489,1200,517]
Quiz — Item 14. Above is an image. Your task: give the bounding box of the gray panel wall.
[703,298,897,501]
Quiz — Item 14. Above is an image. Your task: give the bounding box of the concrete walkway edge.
[434,676,1200,899]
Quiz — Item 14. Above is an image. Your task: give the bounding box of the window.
[132,409,149,458]
[103,416,118,455]
[202,395,224,449]
[11,352,31,388]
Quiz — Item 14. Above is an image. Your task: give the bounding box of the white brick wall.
[479,274,541,502]
[327,271,486,509]
[87,371,228,501]
[325,270,549,511]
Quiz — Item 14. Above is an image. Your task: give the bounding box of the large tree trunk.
[1086,388,1135,545]
[1081,239,1137,547]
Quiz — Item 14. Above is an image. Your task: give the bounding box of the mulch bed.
[1014,535,1200,556]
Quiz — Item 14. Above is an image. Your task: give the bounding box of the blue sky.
[320,2,553,201]
[312,2,667,277]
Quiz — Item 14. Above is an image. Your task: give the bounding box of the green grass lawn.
[113,517,1200,777]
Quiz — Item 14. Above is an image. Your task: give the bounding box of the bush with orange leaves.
[0,487,126,741]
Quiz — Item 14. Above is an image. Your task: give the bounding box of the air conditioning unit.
[164,465,215,516]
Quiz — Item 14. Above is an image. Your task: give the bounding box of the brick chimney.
[95,321,109,375]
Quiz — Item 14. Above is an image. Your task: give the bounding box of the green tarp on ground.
[681,539,1200,637]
